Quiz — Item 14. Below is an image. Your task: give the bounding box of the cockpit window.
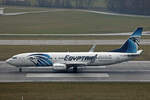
[12,57,17,59]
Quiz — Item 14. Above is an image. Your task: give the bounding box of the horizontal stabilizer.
[136,50,143,55]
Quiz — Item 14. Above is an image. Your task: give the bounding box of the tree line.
[1,0,150,15]
[1,0,97,9]
[107,0,150,15]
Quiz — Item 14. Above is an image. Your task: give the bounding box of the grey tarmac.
[0,40,150,45]
[79,9,150,18]
[0,61,150,82]
[0,31,150,36]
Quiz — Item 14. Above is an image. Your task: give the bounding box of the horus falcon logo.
[28,54,53,66]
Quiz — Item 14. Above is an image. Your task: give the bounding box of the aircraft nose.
[6,58,13,65]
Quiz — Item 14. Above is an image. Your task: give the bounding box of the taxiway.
[0,61,150,82]
[0,39,150,45]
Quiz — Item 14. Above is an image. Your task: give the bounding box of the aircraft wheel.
[19,68,22,72]
[73,67,78,73]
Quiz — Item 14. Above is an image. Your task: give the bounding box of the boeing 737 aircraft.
[6,28,143,72]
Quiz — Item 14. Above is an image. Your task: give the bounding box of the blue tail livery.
[111,27,143,53]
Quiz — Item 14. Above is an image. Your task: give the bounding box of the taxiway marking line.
[26,73,109,78]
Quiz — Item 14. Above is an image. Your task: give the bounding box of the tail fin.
[111,27,143,53]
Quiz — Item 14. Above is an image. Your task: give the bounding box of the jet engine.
[52,63,67,71]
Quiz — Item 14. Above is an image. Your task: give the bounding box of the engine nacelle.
[52,63,67,71]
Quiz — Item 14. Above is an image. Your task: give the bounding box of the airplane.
[6,28,143,72]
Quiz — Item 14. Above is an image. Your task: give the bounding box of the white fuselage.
[6,52,138,67]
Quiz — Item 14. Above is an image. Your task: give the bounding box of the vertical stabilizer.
[111,28,143,53]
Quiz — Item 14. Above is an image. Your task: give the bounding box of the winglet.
[89,45,96,52]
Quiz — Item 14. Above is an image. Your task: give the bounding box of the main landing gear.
[19,68,22,72]
[73,67,78,73]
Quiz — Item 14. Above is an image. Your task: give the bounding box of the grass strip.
[0,82,150,100]
[0,8,150,34]
[0,45,148,61]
